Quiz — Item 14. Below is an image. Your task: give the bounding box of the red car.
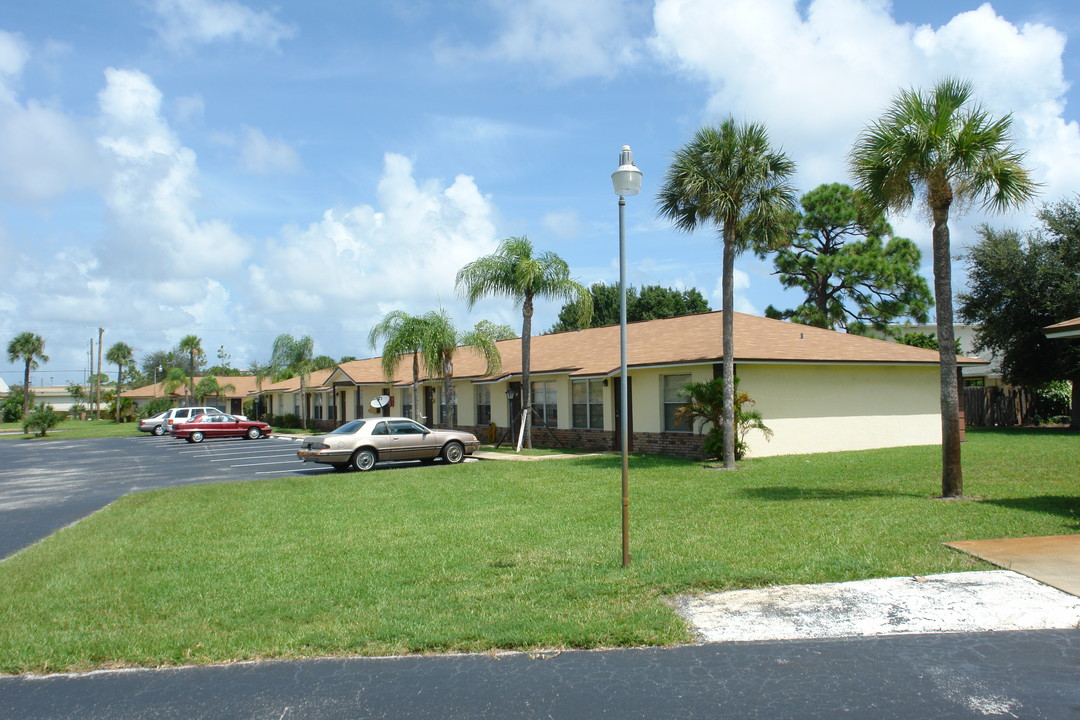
[172,413,272,443]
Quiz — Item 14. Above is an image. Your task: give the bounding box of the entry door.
[613,376,634,452]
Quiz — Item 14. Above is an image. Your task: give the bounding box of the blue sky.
[3,0,1080,387]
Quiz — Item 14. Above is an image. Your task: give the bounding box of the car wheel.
[352,448,377,471]
[152,425,164,436]
[190,431,204,444]
[442,441,465,464]
[246,426,261,440]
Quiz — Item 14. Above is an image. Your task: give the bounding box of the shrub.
[139,397,174,418]
[675,377,773,461]
[2,390,31,422]
[275,413,301,429]
[1033,381,1071,421]
[22,403,63,437]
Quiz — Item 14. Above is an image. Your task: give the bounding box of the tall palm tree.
[6,332,48,419]
[104,341,134,423]
[420,309,503,425]
[850,77,1038,498]
[456,236,591,448]
[177,335,205,405]
[269,334,315,429]
[657,118,797,469]
[369,311,431,422]
[249,360,273,420]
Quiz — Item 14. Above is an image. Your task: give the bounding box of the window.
[663,374,692,432]
[476,385,491,426]
[389,419,426,435]
[401,392,412,421]
[531,380,557,427]
[439,388,458,425]
[572,379,604,429]
[313,393,323,420]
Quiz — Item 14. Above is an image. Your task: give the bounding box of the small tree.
[23,403,63,437]
[675,378,772,461]
[193,376,236,406]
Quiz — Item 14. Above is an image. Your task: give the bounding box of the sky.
[3,0,1080,388]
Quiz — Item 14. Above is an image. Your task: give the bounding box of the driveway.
[0,435,322,559]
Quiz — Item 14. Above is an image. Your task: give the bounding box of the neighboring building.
[121,376,261,416]
[893,323,1005,388]
[1044,316,1080,340]
[253,312,985,460]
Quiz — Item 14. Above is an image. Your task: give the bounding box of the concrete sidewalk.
[947,534,1080,596]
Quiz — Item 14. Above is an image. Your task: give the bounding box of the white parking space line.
[229,460,303,467]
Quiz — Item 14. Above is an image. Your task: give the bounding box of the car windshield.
[330,420,366,434]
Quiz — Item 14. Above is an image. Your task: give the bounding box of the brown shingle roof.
[1044,316,1080,337]
[121,375,262,399]
[299,312,983,389]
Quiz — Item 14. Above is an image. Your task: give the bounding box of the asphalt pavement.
[2,436,1078,719]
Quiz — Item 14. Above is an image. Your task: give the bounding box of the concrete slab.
[674,570,1080,643]
[946,534,1080,597]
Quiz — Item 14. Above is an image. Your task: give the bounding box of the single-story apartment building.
[121,376,262,417]
[253,311,985,459]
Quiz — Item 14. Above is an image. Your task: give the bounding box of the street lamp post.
[611,145,642,568]
[154,365,162,396]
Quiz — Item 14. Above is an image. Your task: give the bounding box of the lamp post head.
[611,145,642,197]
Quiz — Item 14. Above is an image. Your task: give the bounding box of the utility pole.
[95,327,104,420]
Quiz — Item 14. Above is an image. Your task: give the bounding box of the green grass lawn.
[0,427,1075,674]
[0,419,141,440]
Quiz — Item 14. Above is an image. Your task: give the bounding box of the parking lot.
[0,434,328,560]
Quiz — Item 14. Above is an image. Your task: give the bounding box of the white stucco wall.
[738,363,941,457]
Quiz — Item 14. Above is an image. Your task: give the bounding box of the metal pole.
[619,194,630,568]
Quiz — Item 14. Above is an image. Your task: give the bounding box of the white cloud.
[437,0,642,81]
[247,153,499,334]
[0,30,102,203]
[238,126,300,175]
[150,0,296,50]
[711,269,757,315]
[650,0,1080,207]
[543,210,582,238]
[96,67,251,279]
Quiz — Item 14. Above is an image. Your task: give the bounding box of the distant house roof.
[261,312,983,393]
[1044,316,1080,339]
[121,375,262,400]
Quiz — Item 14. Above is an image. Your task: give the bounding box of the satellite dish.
[370,395,390,409]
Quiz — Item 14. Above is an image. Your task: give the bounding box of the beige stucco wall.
[738,363,940,457]
[629,365,715,433]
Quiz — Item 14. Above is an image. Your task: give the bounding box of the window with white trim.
[476,385,491,426]
[572,379,604,430]
[662,374,692,432]
[531,380,557,427]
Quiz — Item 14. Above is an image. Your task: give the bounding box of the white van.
[161,406,245,434]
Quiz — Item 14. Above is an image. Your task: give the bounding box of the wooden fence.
[963,387,1034,427]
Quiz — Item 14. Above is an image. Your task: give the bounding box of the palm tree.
[369,311,431,422]
[269,334,315,429]
[657,118,797,469]
[6,332,48,419]
[161,367,188,399]
[177,335,205,405]
[249,360,274,420]
[193,376,236,406]
[420,309,503,425]
[104,341,134,423]
[850,77,1038,498]
[456,236,591,448]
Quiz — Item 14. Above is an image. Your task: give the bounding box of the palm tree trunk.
[22,361,31,419]
[721,228,737,469]
[932,205,963,497]
[522,294,533,449]
[443,358,455,426]
[411,352,420,422]
[1068,373,1080,430]
[115,364,122,424]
